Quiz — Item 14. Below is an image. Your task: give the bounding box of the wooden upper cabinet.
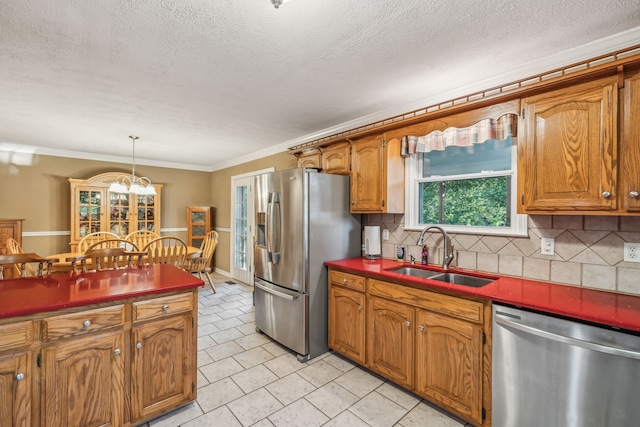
[621,69,640,212]
[350,135,404,213]
[296,149,322,169]
[187,206,213,248]
[518,77,618,213]
[69,172,163,251]
[321,142,351,175]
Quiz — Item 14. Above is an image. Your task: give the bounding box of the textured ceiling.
[1,0,640,171]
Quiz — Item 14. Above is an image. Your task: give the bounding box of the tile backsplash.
[363,214,640,297]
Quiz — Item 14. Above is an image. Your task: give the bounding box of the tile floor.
[143,274,472,427]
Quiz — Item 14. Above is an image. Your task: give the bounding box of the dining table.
[47,245,202,272]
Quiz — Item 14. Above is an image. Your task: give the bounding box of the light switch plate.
[541,238,555,256]
[624,242,640,263]
[382,229,390,241]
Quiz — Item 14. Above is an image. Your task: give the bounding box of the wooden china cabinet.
[68,172,162,251]
[186,206,213,248]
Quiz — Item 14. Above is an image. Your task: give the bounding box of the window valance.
[401,113,518,156]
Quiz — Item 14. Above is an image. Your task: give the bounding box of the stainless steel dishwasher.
[492,304,640,427]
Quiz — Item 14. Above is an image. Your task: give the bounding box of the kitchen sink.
[386,266,442,279]
[430,273,494,287]
[386,266,495,287]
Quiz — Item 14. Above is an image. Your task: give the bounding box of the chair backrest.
[78,232,119,252]
[5,237,34,276]
[186,230,219,271]
[125,230,160,252]
[143,237,188,267]
[85,239,139,252]
[0,253,57,279]
[67,248,145,273]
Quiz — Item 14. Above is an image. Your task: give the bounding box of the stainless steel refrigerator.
[254,168,361,361]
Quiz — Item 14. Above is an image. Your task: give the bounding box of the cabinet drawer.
[133,293,193,323]
[43,305,125,341]
[329,270,365,292]
[368,279,483,324]
[0,320,34,351]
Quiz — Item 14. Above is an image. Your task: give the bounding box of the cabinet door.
[187,207,212,248]
[367,296,414,388]
[415,309,482,424]
[131,314,194,422]
[518,78,617,212]
[0,351,31,427]
[351,136,385,212]
[41,331,125,427]
[322,142,351,174]
[74,187,107,241]
[296,149,321,169]
[328,285,366,364]
[107,191,132,237]
[621,70,640,212]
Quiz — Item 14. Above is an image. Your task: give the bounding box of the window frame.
[404,139,528,236]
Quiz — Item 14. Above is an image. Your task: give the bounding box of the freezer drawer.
[255,278,308,357]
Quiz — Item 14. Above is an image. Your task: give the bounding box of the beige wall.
[0,153,211,256]
[209,152,297,273]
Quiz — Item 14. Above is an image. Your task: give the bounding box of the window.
[405,135,527,236]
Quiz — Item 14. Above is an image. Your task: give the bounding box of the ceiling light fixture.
[108,136,157,195]
[269,0,290,8]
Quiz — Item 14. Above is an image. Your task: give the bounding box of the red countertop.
[0,264,204,319]
[325,257,640,332]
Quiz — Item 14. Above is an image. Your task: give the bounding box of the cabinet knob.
[405,321,411,327]
[83,320,91,328]
[630,191,639,198]
[136,342,142,349]
[162,304,169,311]
[418,325,425,332]
[351,200,355,205]
[114,348,121,355]
[602,191,611,198]
[358,305,363,311]
[16,373,24,381]
[342,278,347,284]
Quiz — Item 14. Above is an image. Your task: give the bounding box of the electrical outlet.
[624,242,640,263]
[541,238,555,256]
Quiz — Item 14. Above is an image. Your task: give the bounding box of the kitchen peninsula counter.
[325,257,640,332]
[0,264,203,427]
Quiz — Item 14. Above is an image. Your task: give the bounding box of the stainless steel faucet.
[417,226,455,270]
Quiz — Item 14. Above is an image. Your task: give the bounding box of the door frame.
[230,167,274,285]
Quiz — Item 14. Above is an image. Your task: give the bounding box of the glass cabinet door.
[108,192,131,236]
[137,195,156,232]
[77,189,103,238]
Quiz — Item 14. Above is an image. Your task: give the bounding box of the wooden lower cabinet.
[328,268,488,426]
[131,314,193,421]
[41,331,125,427]
[367,296,414,389]
[0,351,31,427]
[415,309,483,424]
[328,285,366,365]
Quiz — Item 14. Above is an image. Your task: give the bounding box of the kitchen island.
[0,264,203,427]
[325,257,640,427]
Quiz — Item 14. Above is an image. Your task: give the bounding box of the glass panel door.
[78,189,104,238]
[137,195,157,232]
[231,176,253,285]
[108,192,130,236]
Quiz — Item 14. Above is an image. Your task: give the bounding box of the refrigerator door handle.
[255,281,298,301]
[267,192,282,264]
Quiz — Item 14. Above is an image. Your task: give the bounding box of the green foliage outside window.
[420,177,509,227]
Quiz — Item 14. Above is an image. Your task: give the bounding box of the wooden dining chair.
[125,230,160,252]
[184,230,219,293]
[67,248,145,273]
[0,253,58,279]
[77,231,119,252]
[142,237,188,268]
[6,237,36,277]
[85,238,139,252]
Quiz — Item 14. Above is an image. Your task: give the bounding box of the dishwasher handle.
[255,281,298,301]
[495,312,640,360]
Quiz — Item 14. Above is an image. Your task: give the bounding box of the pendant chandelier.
[269,0,290,8]
[108,136,157,196]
